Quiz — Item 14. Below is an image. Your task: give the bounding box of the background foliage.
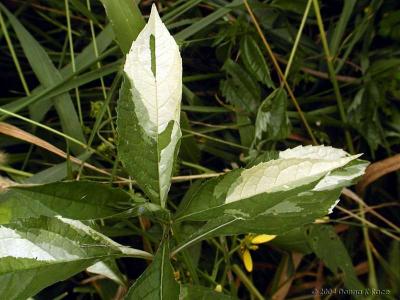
[0,0,399,299]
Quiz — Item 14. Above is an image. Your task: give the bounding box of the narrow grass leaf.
[99,0,145,53]
[0,4,86,154]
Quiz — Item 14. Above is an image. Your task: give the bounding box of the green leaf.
[0,216,151,300]
[271,0,313,15]
[2,25,115,116]
[175,146,364,222]
[173,187,342,255]
[174,0,242,42]
[180,112,201,163]
[173,146,367,253]
[220,59,260,113]
[270,226,312,254]
[0,181,172,224]
[24,152,92,184]
[117,6,182,207]
[125,242,179,300]
[240,35,274,88]
[0,4,86,155]
[305,225,364,290]
[0,181,133,223]
[254,88,291,142]
[236,112,254,148]
[328,0,357,56]
[99,0,145,54]
[179,284,234,299]
[348,83,386,153]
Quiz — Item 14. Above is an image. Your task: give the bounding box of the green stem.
[65,0,83,126]
[0,10,30,95]
[0,107,88,151]
[312,0,379,290]
[312,0,354,154]
[362,211,378,290]
[283,0,312,78]
[0,165,32,177]
[232,264,264,300]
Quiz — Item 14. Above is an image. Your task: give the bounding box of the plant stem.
[232,264,264,300]
[0,165,32,177]
[311,0,379,290]
[0,10,30,95]
[243,0,317,145]
[311,0,354,153]
[283,0,312,78]
[0,108,88,150]
[65,0,83,126]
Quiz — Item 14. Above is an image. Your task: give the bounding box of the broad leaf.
[240,35,274,88]
[117,5,182,207]
[305,225,364,290]
[179,284,235,299]
[254,88,291,142]
[0,181,171,224]
[125,242,179,299]
[220,59,260,113]
[348,82,386,153]
[173,146,368,253]
[175,145,364,221]
[180,112,201,163]
[0,181,133,223]
[0,216,151,300]
[172,187,342,255]
[270,226,313,254]
[236,112,255,148]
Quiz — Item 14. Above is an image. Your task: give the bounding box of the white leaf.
[87,261,125,285]
[123,4,182,136]
[226,146,361,203]
[279,145,348,160]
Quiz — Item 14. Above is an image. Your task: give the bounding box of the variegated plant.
[0,5,368,300]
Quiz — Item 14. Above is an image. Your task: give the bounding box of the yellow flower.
[240,234,277,272]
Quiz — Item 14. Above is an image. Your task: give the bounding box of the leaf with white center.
[279,145,348,160]
[173,146,368,254]
[117,4,182,207]
[0,216,151,300]
[125,242,179,300]
[175,146,364,222]
[0,181,134,224]
[225,154,359,203]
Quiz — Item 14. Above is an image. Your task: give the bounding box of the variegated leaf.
[0,216,151,300]
[175,145,366,222]
[117,5,182,207]
[172,146,368,254]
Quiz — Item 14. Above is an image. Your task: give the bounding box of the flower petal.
[242,249,253,272]
[251,234,277,244]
